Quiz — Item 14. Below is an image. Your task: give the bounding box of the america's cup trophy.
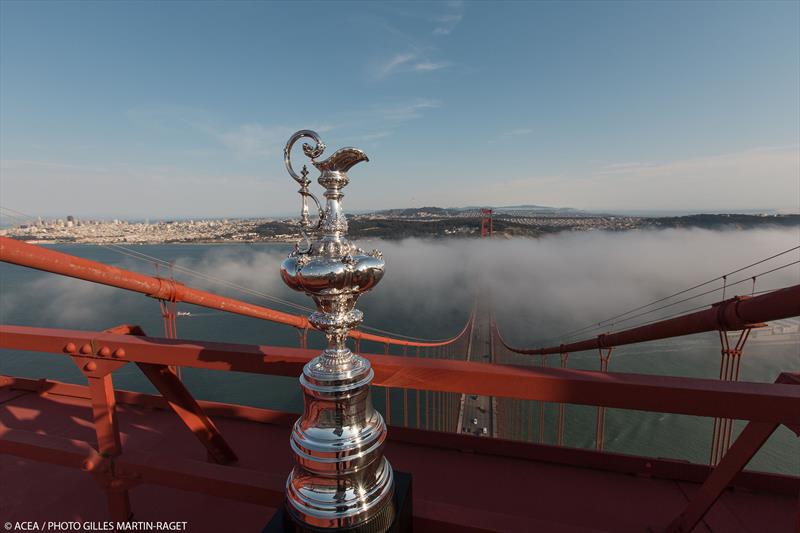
[279,130,396,531]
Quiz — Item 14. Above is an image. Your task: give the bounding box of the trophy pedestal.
[263,471,413,533]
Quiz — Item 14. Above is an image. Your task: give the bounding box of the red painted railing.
[0,325,798,532]
[2,325,799,422]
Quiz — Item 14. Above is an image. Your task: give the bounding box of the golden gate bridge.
[1,231,798,532]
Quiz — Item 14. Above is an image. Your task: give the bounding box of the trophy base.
[263,471,413,533]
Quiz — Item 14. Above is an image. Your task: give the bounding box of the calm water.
[0,238,797,475]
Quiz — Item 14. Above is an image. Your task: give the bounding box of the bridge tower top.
[481,208,493,238]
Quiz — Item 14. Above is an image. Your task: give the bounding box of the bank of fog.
[366,227,800,345]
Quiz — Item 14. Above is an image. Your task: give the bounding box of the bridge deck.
[459,304,495,438]
[0,383,796,533]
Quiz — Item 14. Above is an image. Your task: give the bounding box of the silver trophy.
[280,130,396,530]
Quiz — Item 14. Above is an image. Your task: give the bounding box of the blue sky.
[1,1,798,218]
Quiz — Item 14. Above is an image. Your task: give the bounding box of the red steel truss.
[1,326,799,531]
[2,325,799,425]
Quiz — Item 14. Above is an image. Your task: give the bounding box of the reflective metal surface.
[280,130,395,530]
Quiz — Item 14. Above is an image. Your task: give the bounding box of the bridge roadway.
[458,301,496,438]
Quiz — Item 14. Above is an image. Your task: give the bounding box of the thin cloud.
[433,14,463,35]
[373,53,449,79]
[307,100,439,148]
[217,124,289,158]
[126,105,295,159]
[351,131,393,142]
[433,2,464,35]
[374,99,441,122]
[601,162,646,172]
[413,61,449,72]
[215,123,334,158]
[374,52,417,79]
[597,146,800,179]
[464,145,800,212]
[369,4,459,79]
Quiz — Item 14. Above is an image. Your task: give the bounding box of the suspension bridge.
[0,229,799,532]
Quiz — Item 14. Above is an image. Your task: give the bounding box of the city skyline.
[1,1,799,219]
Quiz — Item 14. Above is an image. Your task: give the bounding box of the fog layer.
[1,228,798,347]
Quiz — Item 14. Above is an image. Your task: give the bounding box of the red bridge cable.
[104,241,476,346]
[558,260,800,340]
[106,243,476,344]
[0,206,473,345]
[491,282,800,355]
[499,260,799,354]
[0,236,474,349]
[103,244,313,314]
[0,210,317,316]
[549,245,800,343]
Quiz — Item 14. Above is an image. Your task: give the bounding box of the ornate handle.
[284,130,326,252]
[284,130,326,184]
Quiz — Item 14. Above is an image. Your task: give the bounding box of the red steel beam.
[0,236,466,348]
[85,372,123,456]
[665,371,800,532]
[100,324,239,465]
[2,325,800,425]
[137,362,238,465]
[73,358,131,521]
[664,421,780,533]
[496,284,800,355]
[3,375,799,495]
